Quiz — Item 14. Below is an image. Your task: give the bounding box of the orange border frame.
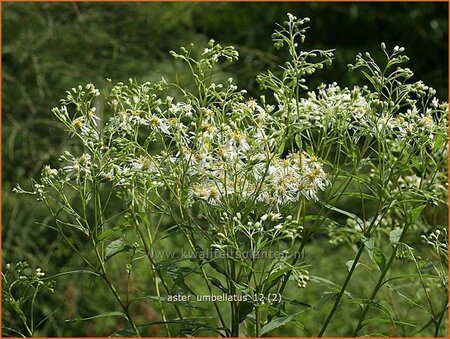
[0,1,448,339]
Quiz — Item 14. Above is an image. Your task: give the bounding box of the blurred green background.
[2,2,448,337]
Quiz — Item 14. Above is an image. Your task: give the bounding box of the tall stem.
[434,297,448,337]
[91,240,141,337]
[133,220,184,320]
[255,305,260,337]
[92,180,140,336]
[352,246,398,336]
[230,259,239,337]
[317,243,365,337]
[353,219,410,336]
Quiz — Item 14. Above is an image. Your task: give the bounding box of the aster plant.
[9,14,448,337]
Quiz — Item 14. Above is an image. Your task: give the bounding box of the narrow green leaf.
[238,301,254,323]
[345,298,394,324]
[9,298,28,328]
[231,281,251,294]
[321,203,364,230]
[263,266,292,293]
[361,318,415,327]
[346,260,372,272]
[408,205,425,224]
[97,224,128,242]
[277,140,286,156]
[284,298,314,309]
[294,133,302,150]
[56,219,89,236]
[385,284,430,314]
[433,134,444,153]
[317,292,338,309]
[411,156,423,172]
[309,275,339,288]
[65,311,125,322]
[208,260,228,278]
[167,266,196,296]
[209,277,227,293]
[340,192,378,201]
[260,312,303,336]
[372,248,386,270]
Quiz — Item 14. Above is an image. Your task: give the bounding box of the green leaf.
[56,219,89,236]
[284,298,314,309]
[385,284,430,314]
[263,266,292,293]
[277,140,286,156]
[294,133,302,150]
[256,238,269,252]
[411,156,423,172]
[362,237,386,270]
[97,224,128,242]
[309,275,339,288]
[208,260,228,278]
[345,259,370,272]
[130,295,167,303]
[260,312,303,336]
[433,134,444,153]
[317,291,338,309]
[232,281,251,294]
[105,238,132,261]
[166,266,196,296]
[209,277,227,293]
[372,248,386,270]
[361,318,415,327]
[321,203,364,231]
[389,229,403,244]
[361,70,382,90]
[9,298,28,328]
[362,236,375,250]
[238,301,254,323]
[340,192,378,201]
[65,311,125,322]
[345,298,394,324]
[408,205,425,224]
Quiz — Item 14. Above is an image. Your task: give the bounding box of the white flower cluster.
[184,99,330,207]
[43,78,332,211]
[284,82,448,150]
[422,228,448,253]
[255,152,329,204]
[288,83,370,132]
[191,151,328,207]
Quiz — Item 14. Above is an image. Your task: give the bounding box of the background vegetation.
[2,3,448,337]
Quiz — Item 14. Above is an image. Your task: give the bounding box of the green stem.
[91,240,141,337]
[352,245,398,336]
[185,228,227,329]
[133,218,184,320]
[434,297,448,337]
[255,305,260,337]
[317,243,365,337]
[353,214,413,336]
[230,259,239,337]
[273,167,356,309]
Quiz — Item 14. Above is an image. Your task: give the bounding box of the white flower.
[431,97,440,108]
[149,115,170,134]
